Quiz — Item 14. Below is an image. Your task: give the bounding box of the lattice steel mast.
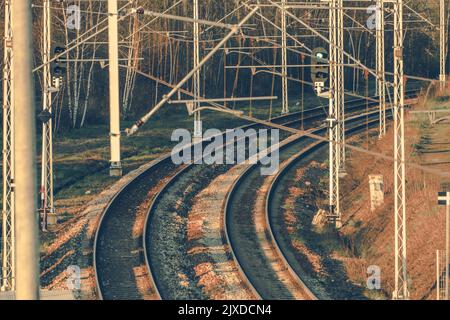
[281,0,289,114]
[1,0,15,291]
[40,0,55,230]
[337,0,345,174]
[327,0,342,228]
[392,0,409,300]
[193,0,202,139]
[376,0,386,137]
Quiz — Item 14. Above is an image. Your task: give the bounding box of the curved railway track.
[94,90,418,300]
[93,156,176,299]
[142,108,339,299]
[94,103,325,299]
[224,110,385,300]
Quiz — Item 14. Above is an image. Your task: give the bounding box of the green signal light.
[316,52,324,59]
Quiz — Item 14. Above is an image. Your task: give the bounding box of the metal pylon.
[376,0,386,138]
[327,0,342,228]
[440,0,446,92]
[337,0,345,173]
[436,249,447,300]
[193,0,202,138]
[281,0,289,114]
[392,0,409,300]
[40,0,55,231]
[1,0,15,291]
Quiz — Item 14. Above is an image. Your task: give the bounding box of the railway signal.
[51,45,65,76]
[311,47,329,95]
[50,44,66,89]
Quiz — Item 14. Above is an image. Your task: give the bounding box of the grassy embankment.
[335,90,450,299]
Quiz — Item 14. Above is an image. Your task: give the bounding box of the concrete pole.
[12,0,40,300]
[446,194,449,300]
[108,0,122,176]
[281,0,289,114]
[193,0,202,141]
[440,0,446,92]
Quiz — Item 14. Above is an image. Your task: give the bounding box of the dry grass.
[340,90,450,299]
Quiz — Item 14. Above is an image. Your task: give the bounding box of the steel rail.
[94,94,338,299]
[225,108,390,300]
[94,91,419,299]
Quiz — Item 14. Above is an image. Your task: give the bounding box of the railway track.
[93,157,178,299]
[94,90,419,300]
[93,101,327,299]
[224,109,386,300]
[142,107,344,299]
[264,114,392,300]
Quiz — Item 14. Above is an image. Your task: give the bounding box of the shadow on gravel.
[288,161,367,300]
[148,164,232,300]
